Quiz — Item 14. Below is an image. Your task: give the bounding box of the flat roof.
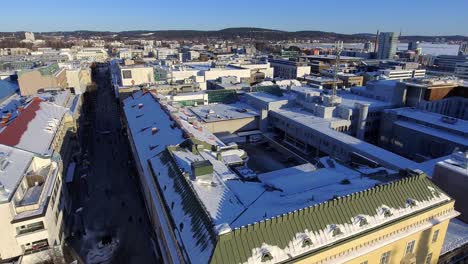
[290,86,395,109]
[0,144,34,202]
[271,108,418,170]
[395,120,468,146]
[245,91,290,103]
[160,147,393,231]
[390,108,468,135]
[301,55,364,61]
[189,103,259,123]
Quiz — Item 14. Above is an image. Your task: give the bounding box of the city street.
[68,66,159,264]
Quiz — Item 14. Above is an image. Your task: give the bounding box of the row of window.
[312,211,446,264]
[16,221,45,236]
[376,249,432,264]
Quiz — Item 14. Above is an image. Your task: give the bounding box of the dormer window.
[406,198,417,208]
[380,207,393,218]
[330,224,343,237]
[302,237,313,248]
[355,215,369,227]
[261,250,273,262]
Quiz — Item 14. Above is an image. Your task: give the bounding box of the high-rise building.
[377,32,399,59]
[459,42,468,56]
[24,31,35,42]
[363,41,374,52]
[408,41,420,51]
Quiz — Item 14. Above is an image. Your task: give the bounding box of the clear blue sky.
[2,0,467,35]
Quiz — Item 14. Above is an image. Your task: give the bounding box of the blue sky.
[1,0,467,35]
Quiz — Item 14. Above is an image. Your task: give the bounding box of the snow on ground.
[441,218,468,255]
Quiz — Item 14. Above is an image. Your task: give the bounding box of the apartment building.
[0,145,65,263]
[118,63,155,87]
[63,64,92,94]
[455,62,468,79]
[75,48,108,62]
[17,64,67,96]
[380,68,426,81]
[269,58,311,79]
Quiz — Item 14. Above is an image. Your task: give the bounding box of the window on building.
[261,250,273,262]
[432,230,439,243]
[405,240,416,255]
[22,239,49,255]
[425,253,432,264]
[302,237,312,248]
[16,221,45,235]
[380,251,391,264]
[122,70,132,79]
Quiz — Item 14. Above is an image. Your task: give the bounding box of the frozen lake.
[292,42,460,56]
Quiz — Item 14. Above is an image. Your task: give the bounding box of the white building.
[269,59,311,79]
[118,49,133,60]
[154,63,253,90]
[64,65,92,94]
[118,64,155,87]
[0,144,65,262]
[377,32,399,60]
[455,62,468,80]
[380,69,426,81]
[154,47,177,60]
[24,32,35,42]
[75,48,108,62]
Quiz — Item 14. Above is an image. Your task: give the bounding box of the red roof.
[0,98,42,147]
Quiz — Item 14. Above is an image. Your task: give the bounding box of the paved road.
[69,67,159,264]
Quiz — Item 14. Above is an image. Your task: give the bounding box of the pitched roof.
[0,98,42,146]
[209,174,451,264]
[0,98,67,154]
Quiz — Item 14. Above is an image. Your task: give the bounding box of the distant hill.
[1,28,467,42]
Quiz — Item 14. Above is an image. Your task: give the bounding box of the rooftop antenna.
[332,41,343,105]
[374,30,379,54]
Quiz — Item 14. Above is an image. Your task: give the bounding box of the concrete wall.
[202,117,258,134]
[120,67,154,86]
[378,111,467,161]
[0,166,64,261]
[0,203,22,259]
[204,69,251,83]
[18,70,67,96]
[433,164,468,222]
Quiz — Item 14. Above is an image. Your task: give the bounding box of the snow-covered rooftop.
[290,86,395,109]
[271,107,418,170]
[0,144,34,202]
[246,91,291,103]
[389,107,468,135]
[123,90,457,263]
[189,103,259,123]
[0,98,67,155]
[157,141,397,230]
[441,218,468,255]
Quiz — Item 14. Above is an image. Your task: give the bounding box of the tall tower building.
[377,32,399,59]
[408,41,420,51]
[24,32,35,42]
[459,42,468,56]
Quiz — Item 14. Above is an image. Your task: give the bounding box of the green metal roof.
[206,90,238,104]
[17,63,60,77]
[154,144,450,264]
[209,174,449,264]
[151,150,216,261]
[253,85,283,97]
